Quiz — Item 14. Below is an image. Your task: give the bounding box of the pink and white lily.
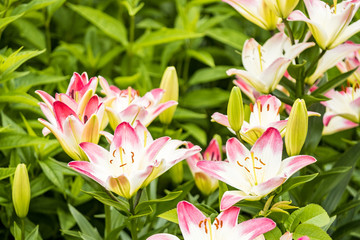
[288,0,360,49]
[212,95,287,145]
[306,42,360,85]
[36,72,106,160]
[68,121,201,199]
[197,128,316,211]
[186,139,222,195]
[227,33,314,93]
[100,77,177,129]
[322,86,360,125]
[222,0,280,30]
[147,201,276,240]
[322,110,358,135]
[337,46,360,84]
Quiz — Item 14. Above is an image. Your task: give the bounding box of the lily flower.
[322,86,360,125]
[99,76,177,129]
[336,46,360,84]
[186,139,222,195]
[227,33,314,93]
[264,0,299,18]
[197,128,316,211]
[322,110,358,135]
[287,0,360,50]
[212,95,287,145]
[68,121,201,199]
[305,42,360,85]
[36,72,106,160]
[147,201,276,240]
[222,0,281,30]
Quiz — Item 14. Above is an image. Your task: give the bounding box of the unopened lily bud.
[285,99,308,156]
[227,86,244,133]
[12,164,30,218]
[159,66,179,125]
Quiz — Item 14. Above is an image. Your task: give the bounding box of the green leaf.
[182,88,230,109]
[302,94,329,106]
[0,167,16,180]
[82,190,129,215]
[205,28,247,50]
[134,29,203,49]
[331,219,360,240]
[38,158,65,190]
[12,19,46,50]
[25,225,40,240]
[263,227,282,240]
[68,3,128,46]
[331,199,360,216]
[187,49,215,67]
[68,204,102,240]
[14,73,67,91]
[0,14,23,31]
[293,223,331,240]
[173,107,207,120]
[157,208,178,224]
[0,133,49,149]
[302,103,325,154]
[180,123,207,146]
[272,89,294,106]
[188,66,230,85]
[135,191,182,214]
[311,67,358,96]
[218,181,228,206]
[298,204,330,228]
[30,174,53,198]
[12,0,57,15]
[279,173,318,194]
[0,92,39,106]
[0,48,45,81]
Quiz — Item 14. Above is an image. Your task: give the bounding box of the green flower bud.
[169,161,183,184]
[159,66,179,125]
[285,99,308,156]
[12,164,30,218]
[227,86,244,133]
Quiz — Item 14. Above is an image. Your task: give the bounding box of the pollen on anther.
[110,159,113,164]
[113,150,116,157]
[267,104,270,111]
[120,163,127,167]
[199,220,203,228]
[131,152,135,163]
[237,161,243,167]
[249,103,254,112]
[244,166,250,173]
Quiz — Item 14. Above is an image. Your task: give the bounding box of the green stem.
[162,124,168,136]
[283,18,295,45]
[304,49,327,79]
[128,197,138,240]
[21,218,25,240]
[104,205,111,238]
[236,131,242,141]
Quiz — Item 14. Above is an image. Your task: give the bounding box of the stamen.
[256,100,262,125]
[244,166,250,173]
[267,104,270,111]
[204,219,208,234]
[251,151,258,185]
[220,220,223,228]
[113,150,116,157]
[119,147,124,165]
[254,167,262,170]
[120,163,127,168]
[334,0,337,14]
[237,161,243,167]
[144,131,147,147]
[110,159,113,164]
[84,115,88,123]
[249,103,254,112]
[244,157,249,161]
[131,152,135,163]
[199,220,203,228]
[259,159,266,165]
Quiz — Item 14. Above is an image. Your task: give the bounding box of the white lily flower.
[227,33,314,94]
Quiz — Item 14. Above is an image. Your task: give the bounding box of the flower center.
[236,151,266,185]
[198,218,223,238]
[109,147,135,169]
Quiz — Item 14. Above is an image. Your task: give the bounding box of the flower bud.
[159,66,179,125]
[227,86,244,133]
[169,162,183,185]
[285,99,308,156]
[12,164,30,218]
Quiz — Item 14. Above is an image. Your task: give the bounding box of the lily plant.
[147,201,276,240]
[197,127,316,210]
[227,32,314,93]
[36,72,106,160]
[99,76,177,129]
[288,0,360,50]
[68,121,201,199]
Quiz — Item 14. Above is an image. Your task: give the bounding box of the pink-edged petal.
[147,234,180,240]
[113,122,141,149]
[143,100,178,126]
[197,160,252,193]
[280,232,293,240]
[226,137,250,164]
[35,90,55,108]
[260,57,291,92]
[53,101,78,130]
[298,236,310,240]
[235,217,276,240]
[83,95,100,123]
[66,72,85,97]
[252,176,286,196]
[100,131,114,144]
[217,206,240,227]
[145,136,171,162]
[55,93,78,111]
[323,116,358,135]
[233,78,257,102]
[220,190,259,211]
[79,142,109,165]
[203,138,221,161]
[251,128,283,181]
[134,120,154,146]
[177,201,206,238]
[149,88,165,100]
[279,155,317,178]
[211,112,230,127]
[39,102,56,126]
[227,68,267,93]
[323,112,336,126]
[68,161,106,186]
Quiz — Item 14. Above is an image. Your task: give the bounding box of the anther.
[199,220,203,228]
[84,115,88,123]
[110,160,113,164]
[254,167,262,170]
[267,104,270,111]
[131,152,135,163]
[120,163,127,167]
[259,159,266,165]
[250,103,254,112]
[113,150,116,157]
[244,166,250,173]
[237,161,243,167]
[244,157,249,161]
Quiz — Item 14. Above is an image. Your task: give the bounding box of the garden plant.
[1,0,360,239]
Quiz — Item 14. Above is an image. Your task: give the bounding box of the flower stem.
[21,218,25,240]
[283,18,295,45]
[128,197,138,240]
[104,205,111,238]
